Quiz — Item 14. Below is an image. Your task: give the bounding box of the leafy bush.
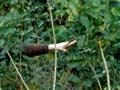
[0,0,120,90]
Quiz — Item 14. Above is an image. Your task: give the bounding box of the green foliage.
[0,0,120,90]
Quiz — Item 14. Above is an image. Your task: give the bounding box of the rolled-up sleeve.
[21,44,49,57]
[0,44,49,63]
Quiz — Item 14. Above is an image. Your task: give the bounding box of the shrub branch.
[6,51,30,90]
[98,41,111,90]
[89,63,102,90]
[47,1,58,90]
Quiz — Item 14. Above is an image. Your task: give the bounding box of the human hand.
[48,39,77,52]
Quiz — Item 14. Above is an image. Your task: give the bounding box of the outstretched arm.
[22,39,77,57]
[0,39,77,61]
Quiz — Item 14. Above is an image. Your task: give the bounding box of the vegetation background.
[0,0,120,90]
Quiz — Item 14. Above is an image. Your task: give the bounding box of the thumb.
[60,48,68,52]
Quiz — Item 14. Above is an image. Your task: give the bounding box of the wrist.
[48,44,58,50]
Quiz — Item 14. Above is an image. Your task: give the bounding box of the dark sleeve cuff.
[21,44,49,57]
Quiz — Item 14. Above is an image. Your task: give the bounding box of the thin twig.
[99,0,111,90]
[19,31,23,90]
[0,79,2,90]
[98,41,111,90]
[6,51,30,90]
[56,83,71,90]
[89,63,102,90]
[47,1,58,90]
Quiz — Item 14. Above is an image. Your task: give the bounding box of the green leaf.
[109,1,120,7]
[80,15,90,29]
[68,74,80,83]
[111,7,120,16]
[92,0,101,6]
[83,79,93,87]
